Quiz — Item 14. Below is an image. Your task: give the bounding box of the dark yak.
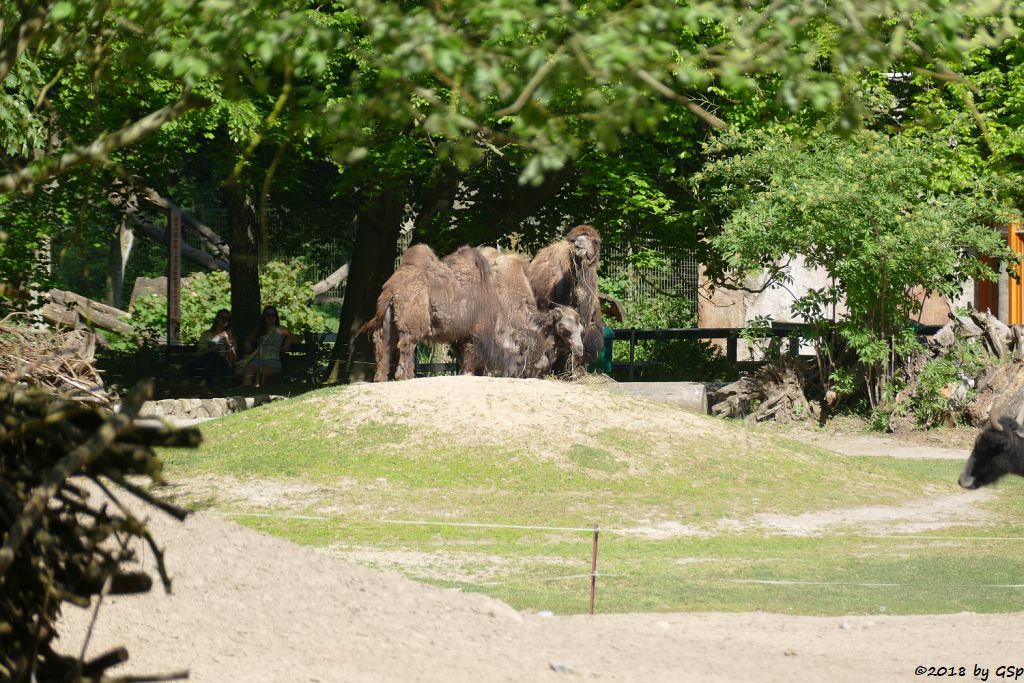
[958,403,1024,489]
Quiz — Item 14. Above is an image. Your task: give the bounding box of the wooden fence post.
[167,207,182,344]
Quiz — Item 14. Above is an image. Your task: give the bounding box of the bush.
[114,260,327,350]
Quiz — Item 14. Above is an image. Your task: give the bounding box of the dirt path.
[57,505,1024,683]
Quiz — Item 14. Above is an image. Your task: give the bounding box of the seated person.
[184,309,238,382]
[241,305,301,386]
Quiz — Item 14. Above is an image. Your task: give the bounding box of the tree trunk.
[328,192,405,383]
[225,182,261,341]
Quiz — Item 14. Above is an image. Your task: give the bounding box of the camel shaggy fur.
[362,244,510,381]
[527,224,605,371]
[490,253,584,377]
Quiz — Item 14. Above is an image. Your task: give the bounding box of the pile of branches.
[0,317,110,405]
[1,380,200,681]
[930,307,1023,361]
[911,307,1024,429]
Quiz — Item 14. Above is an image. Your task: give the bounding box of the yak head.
[959,402,1024,490]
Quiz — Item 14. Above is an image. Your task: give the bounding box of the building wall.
[699,256,974,359]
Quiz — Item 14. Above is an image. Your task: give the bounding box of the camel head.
[551,305,584,360]
[566,224,601,267]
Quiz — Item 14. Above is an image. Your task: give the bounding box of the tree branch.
[635,69,728,129]
[0,94,207,195]
[0,0,49,85]
[493,46,566,118]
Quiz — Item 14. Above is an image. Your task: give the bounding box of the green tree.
[3,0,1022,384]
[695,128,1013,407]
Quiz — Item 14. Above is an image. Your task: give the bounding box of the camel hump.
[400,243,441,268]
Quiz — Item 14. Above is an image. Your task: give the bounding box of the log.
[966,359,1024,427]
[39,302,79,329]
[711,356,815,422]
[968,309,1012,358]
[311,262,350,299]
[46,290,133,335]
[136,183,230,259]
[49,289,126,320]
[129,214,229,271]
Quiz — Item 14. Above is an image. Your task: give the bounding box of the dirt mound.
[306,375,751,468]
[316,375,701,434]
[56,504,1024,682]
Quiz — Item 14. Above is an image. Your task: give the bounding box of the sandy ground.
[57,506,1024,683]
[55,377,1023,681]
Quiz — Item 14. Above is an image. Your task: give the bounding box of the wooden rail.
[613,324,943,381]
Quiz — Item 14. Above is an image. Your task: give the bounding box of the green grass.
[158,385,1024,616]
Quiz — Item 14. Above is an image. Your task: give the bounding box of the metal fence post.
[628,329,636,381]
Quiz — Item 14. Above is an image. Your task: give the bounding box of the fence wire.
[215,510,1024,615]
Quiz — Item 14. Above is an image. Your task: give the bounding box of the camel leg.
[459,339,482,375]
[395,332,417,380]
[373,302,395,382]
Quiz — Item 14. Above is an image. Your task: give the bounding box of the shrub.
[115,260,327,350]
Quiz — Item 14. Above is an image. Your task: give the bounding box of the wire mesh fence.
[600,243,701,323]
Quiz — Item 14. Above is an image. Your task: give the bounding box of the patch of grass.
[227,515,1024,615]
[567,444,625,473]
[157,386,1024,616]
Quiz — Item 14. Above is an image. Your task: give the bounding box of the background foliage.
[112,260,326,351]
[696,128,1014,406]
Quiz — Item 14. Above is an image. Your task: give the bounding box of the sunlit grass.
[158,386,1024,616]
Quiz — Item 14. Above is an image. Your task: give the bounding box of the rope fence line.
[378,519,617,533]
[212,511,330,521]
[705,578,1024,588]
[206,511,1024,611]
[462,575,1024,589]
[213,512,1024,543]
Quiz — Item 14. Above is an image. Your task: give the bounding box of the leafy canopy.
[695,129,1014,403]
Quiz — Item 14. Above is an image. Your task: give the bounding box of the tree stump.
[711,356,815,422]
[966,359,1024,427]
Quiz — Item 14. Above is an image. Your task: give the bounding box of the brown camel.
[362,244,510,381]
[527,224,605,371]
[485,253,584,377]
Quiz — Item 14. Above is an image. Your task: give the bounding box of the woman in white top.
[242,305,300,386]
